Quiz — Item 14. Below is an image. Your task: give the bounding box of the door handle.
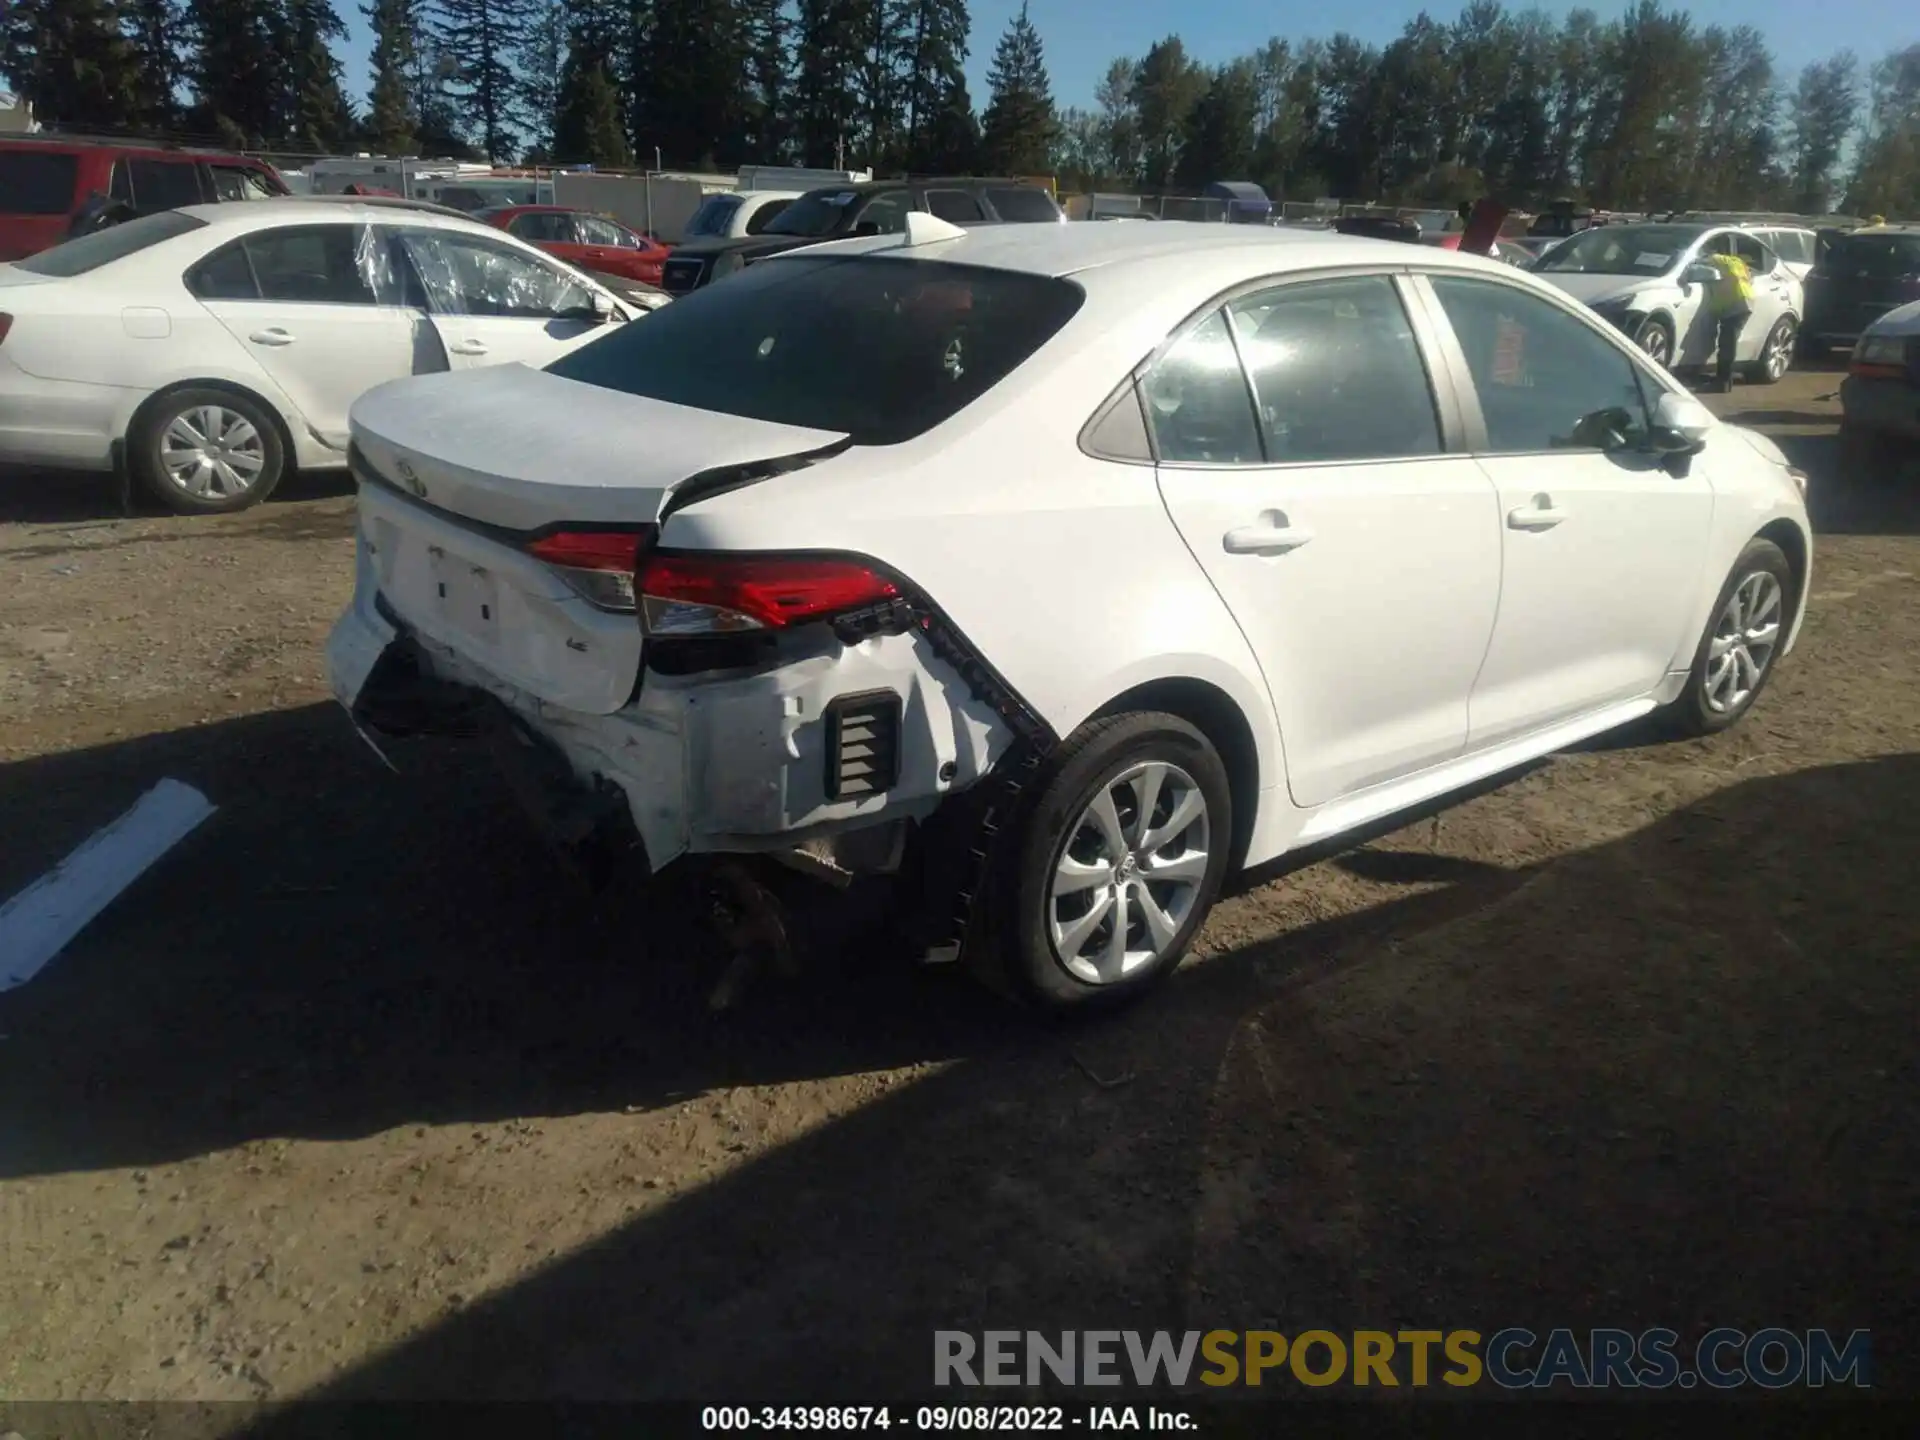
[1223,519,1314,555]
[247,328,295,346]
[448,340,489,356]
[1507,496,1568,530]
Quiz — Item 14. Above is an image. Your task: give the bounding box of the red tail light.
[526,528,651,612]
[637,553,899,636]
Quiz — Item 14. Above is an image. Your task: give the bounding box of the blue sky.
[336,0,1912,120]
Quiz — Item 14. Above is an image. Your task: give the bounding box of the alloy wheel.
[160,405,267,500]
[1639,323,1671,367]
[1765,319,1796,380]
[1705,570,1783,714]
[1047,760,1211,985]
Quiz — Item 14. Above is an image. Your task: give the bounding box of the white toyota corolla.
[0,198,645,513]
[328,217,1812,1010]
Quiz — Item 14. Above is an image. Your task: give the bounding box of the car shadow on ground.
[3,705,1916,1400]
[0,702,1540,1182]
[184,752,1916,1404]
[0,466,353,526]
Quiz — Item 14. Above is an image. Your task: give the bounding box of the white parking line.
[0,779,215,992]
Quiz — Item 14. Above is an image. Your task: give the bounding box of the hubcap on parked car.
[1047,760,1211,984]
[161,405,267,499]
[1765,319,1796,379]
[1705,571,1783,714]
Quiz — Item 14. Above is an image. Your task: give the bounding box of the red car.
[477,204,669,286]
[0,135,287,261]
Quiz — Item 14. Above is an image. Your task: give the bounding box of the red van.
[0,136,289,262]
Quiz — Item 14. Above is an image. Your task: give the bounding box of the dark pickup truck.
[659,177,1064,296]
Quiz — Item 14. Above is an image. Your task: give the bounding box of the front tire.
[1635,315,1675,370]
[1745,316,1797,384]
[996,713,1231,1011]
[1661,538,1793,737]
[131,387,287,515]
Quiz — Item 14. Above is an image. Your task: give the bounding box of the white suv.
[1531,221,1803,381]
[328,220,1812,1011]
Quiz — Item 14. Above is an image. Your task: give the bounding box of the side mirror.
[1682,263,1718,288]
[1650,391,1713,453]
[852,221,882,238]
[591,290,615,323]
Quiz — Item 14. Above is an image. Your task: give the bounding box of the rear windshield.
[0,151,80,215]
[986,186,1063,223]
[12,210,208,275]
[1826,233,1920,276]
[684,194,743,237]
[546,254,1085,445]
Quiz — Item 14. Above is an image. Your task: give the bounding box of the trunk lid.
[349,364,849,715]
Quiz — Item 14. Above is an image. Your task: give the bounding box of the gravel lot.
[2,365,1917,1405]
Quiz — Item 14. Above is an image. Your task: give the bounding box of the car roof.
[776,218,1527,282]
[796,176,1047,200]
[0,135,267,163]
[173,196,489,231]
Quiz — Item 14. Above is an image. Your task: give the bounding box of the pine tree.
[123,0,184,132]
[285,0,353,152]
[793,0,862,168]
[363,0,420,152]
[850,0,911,166]
[631,0,747,170]
[900,0,970,170]
[737,0,788,161]
[185,0,282,144]
[553,0,628,165]
[427,0,533,161]
[1,0,143,131]
[980,1,1054,175]
[519,0,568,159]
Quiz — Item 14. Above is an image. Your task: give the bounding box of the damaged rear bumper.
[325,533,1018,882]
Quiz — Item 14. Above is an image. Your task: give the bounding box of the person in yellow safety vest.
[1703,247,1755,393]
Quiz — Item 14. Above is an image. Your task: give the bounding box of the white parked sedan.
[0,197,641,513]
[1532,221,1803,380]
[328,217,1813,1011]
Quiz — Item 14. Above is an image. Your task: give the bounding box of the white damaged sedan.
[328,216,1812,1010]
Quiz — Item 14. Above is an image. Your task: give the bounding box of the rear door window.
[129,158,208,211]
[984,186,1063,223]
[244,225,379,304]
[545,255,1085,445]
[1226,275,1442,462]
[0,150,80,215]
[925,189,986,223]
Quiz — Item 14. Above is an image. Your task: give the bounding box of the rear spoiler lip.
[346,433,855,543]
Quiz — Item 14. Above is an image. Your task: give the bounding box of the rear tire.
[1659,538,1794,738]
[992,713,1232,1012]
[131,386,287,515]
[1744,316,1797,384]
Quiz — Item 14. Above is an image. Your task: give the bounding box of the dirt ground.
[2,365,1917,1409]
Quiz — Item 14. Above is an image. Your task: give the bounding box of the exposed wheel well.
[125,380,299,474]
[1757,517,1809,613]
[1093,678,1262,870]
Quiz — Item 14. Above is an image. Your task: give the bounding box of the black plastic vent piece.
[825,691,902,800]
